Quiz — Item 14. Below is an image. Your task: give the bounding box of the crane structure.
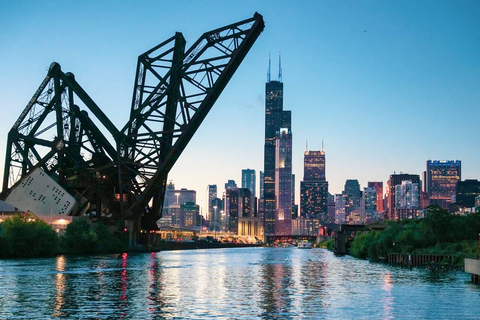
[1,13,264,245]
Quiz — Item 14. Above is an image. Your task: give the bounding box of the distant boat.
[297,241,313,249]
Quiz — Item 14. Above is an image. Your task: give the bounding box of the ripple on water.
[0,248,480,319]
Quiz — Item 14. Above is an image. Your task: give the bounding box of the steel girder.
[1,63,121,218]
[1,13,264,229]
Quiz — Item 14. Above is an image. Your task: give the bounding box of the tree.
[1,215,58,257]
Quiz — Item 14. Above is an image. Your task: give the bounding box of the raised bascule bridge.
[1,13,264,248]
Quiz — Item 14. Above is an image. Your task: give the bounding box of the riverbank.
[349,207,480,267]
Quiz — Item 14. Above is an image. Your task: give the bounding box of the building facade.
[274,128,292,235]
[367,181,384,212]
[387,173,420,220]
[300,150,328,221]
[263,70,291,235]
[242,169,256,198]
[394,180,420,219]
[207,184,217,224]
[426,160,461,209]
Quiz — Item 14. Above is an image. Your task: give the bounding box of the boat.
[297,241,313,249]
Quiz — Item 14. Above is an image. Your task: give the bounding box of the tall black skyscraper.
[263,55,291,235]
[300,150,328,219]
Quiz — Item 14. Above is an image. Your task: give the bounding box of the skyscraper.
[426,160,461,209]
[241,169,256,198]
[304,150,326,181]
[274,128,292,235]
[207,184,217,223]
[387,173,420,220]
[342,179,362,222]
[225,180,238,190]
[367,181,384,212]
[455,180,480,209]
[259,171,264,200]
[263,56,291,235]
[394,180,420,219]
[300,150,328,220]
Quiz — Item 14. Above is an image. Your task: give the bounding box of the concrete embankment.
[465,258,480,284]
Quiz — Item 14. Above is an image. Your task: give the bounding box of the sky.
[1,1,479,214]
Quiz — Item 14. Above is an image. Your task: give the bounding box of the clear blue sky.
[1,1,479,213]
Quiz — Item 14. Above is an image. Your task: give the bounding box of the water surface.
[0,248,478,319]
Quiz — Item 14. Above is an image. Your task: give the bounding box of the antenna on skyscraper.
[278,51,282,82]
[267,52,271,82]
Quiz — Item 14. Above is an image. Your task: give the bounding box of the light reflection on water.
[0,248,480,319]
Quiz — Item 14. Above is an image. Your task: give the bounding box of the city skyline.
[1,1,479,214]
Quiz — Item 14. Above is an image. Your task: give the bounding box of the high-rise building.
[225,188,239,233]
[343,179,362,220]
[454,180,480,209]
[274,128,292,235]
[300,182,329,218]
[300,149,328,220]
[180,202,200,230]
[210,197,223,231]
[387,173,420,220]
[363,187,377,212]
[367,181,384,212]
[291,173,296,214]
[259,171,265,200]
[327,193,336,223]
[162,181,176,209]
[335,193,347,224]
[263,57,291,235]
[304,150,326,181]
[426,160,461,209]
[394,180,420,219]
[207,184,217,223]
[242,169,256,198]
[166,188,196,207]
[225,180,238,190]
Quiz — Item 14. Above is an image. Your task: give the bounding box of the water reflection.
[119,252,129,318]
[259,249,294,318]
[382,272,394,319]
[52,256,66,317]
[1,248,480,319]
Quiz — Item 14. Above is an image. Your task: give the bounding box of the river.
[0,247,479,319]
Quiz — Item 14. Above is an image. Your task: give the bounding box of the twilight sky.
[1,1,479,213]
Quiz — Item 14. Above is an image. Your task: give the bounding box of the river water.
[0,247,479,319]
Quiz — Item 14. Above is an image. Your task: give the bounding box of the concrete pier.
[465,258,480,284]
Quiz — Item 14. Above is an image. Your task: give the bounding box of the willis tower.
[263,54,291,235]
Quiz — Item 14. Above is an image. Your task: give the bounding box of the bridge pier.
[126,217,142,251]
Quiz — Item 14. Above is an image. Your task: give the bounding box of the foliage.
[0,216,128,258]
[62,218,98,254]
[61,218,128,254]
[0,215,58,258]
[350,206,480,263]
[317,239,334,250]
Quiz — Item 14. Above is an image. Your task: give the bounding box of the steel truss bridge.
[1,13,264,246]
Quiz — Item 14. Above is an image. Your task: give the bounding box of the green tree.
[1,215,58,257]
[62,218,98,254]
[424,206,452,243]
